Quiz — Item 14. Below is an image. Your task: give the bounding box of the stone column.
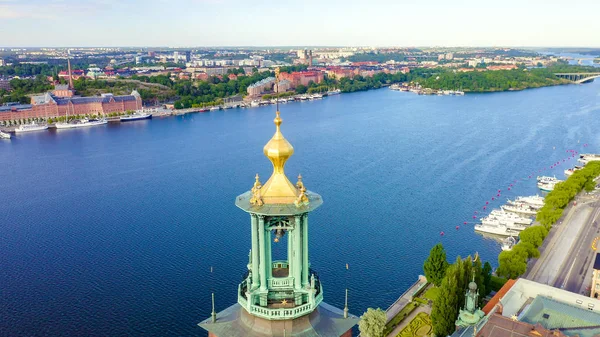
[251,214,259,289]
[294,215,302,290]
[258,215,267,291]
[266,223,272,280]
[302,214,309,287]
[288,226,293,279]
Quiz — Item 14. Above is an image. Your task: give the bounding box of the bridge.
[554,72,600,84]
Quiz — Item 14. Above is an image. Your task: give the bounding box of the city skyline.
[1,0,600,48]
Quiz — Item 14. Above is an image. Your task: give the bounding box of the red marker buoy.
[440,231,445,236]
[473,216,477,219]
[486,201,489,205]
[508,187,511,190]
[483,206,487,210]
[464,221,467,224]
[492,197,495,200]
[456,226,460,230]
[497,194,500,197]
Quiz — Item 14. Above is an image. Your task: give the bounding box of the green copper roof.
[520,296,600,337]
[198,302,358,337]
[235,190,323,215]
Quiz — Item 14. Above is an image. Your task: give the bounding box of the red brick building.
[0,90,142,122]
[279,71,324,87]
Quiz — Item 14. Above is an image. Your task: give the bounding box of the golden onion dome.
[259,111,299,204]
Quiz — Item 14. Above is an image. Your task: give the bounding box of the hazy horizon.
[1,0,599,48]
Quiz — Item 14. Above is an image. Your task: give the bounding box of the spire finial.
[211,292,216,323]
[343,288,349,319]
[275,67,280,112]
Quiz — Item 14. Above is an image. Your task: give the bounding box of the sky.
[1,0,600,48]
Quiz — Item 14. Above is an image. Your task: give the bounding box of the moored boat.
[501,236,517,251]
[14,122,49,133]
[565,165,583,176]
[120,111,152,121]
[0,131,11,139]
[474,221,518,236]
[55,118,108,129]
[501,204,538,216]
[327,89,341,95]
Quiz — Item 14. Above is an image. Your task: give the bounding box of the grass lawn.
[396,312,432,337]
[422,286,439,302]
[383,302,419,336]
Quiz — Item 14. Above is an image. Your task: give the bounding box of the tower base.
[199,301,358,337]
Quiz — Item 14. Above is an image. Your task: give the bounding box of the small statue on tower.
[249,174,263,206]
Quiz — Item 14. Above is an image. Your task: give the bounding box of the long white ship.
[486,209,533,225]
[474,222,519,236]
[0,131,11,139]
[14,122,49,133]
[537,180,561,192]
[537,175,559,183]
[501,204,538,216]
[120,111,152,121]
[327,89,341,95]
[507,195,545,209]
[55,118,107,129]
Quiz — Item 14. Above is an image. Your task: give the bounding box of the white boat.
[501,204,538,216]
[0,131,11,139]
[120,111,152,121]
[578,154,600,164]
[454,90,465,96]
[209,106,221,111]
[474,222,518,236]
[537,175,559,183]
[507,195,545,209]
[55,118,108,129]
[250,101,260,107]
[564,166,583,177]
[538,180,560,192]
[14,122,49,133]
[501,236,517,251]
[309,94,323,100]
[487,209,533,225]
[327,89,341,95]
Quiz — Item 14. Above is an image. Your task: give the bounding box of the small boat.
[0,131,11,139]
[120,111,152,121]
[537,175,559,183]
[209,106,220,111]
[327,89,341,95]
[538,181,559,192]
[501,236,517,251]
[198,108,209,112]
[578,154,600,164]
[507,195,544,209]
[55,118,108,129]
[14,122,49,133]
[565,166,583,176]
[250,101,260,107]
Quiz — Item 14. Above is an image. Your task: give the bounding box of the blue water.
[1,81,600,336]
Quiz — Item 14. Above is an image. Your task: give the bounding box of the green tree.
[295,84,307,94]
[496,249,527,279]
[423,243,449,287]
[519,226,548,248]
[358,308,386,337]
[431,264,460,337]
[482,262,493,296]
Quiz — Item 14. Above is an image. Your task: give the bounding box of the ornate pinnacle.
[249,174,264,206]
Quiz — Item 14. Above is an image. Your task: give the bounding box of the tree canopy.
[423,243,449,287]
[358,307,387,337]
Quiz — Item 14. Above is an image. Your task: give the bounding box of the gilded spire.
[259,110,300,204]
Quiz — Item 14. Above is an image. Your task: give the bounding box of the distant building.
[0,58,4,67]
[438,54,446,61]
[273,79,291,93]
[591,253,600,298]
[486,64,518,71]
[173,51,179,63]
[446,52,454,60]
[279,71,324,87]
[0,79,11,91]
[135,56,143,65]
[0,90,142,122]
[247,76,275,96]
[52,84,74,98]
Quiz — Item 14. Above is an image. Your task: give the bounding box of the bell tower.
[198,69,358,337]
[236,110,323,319]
